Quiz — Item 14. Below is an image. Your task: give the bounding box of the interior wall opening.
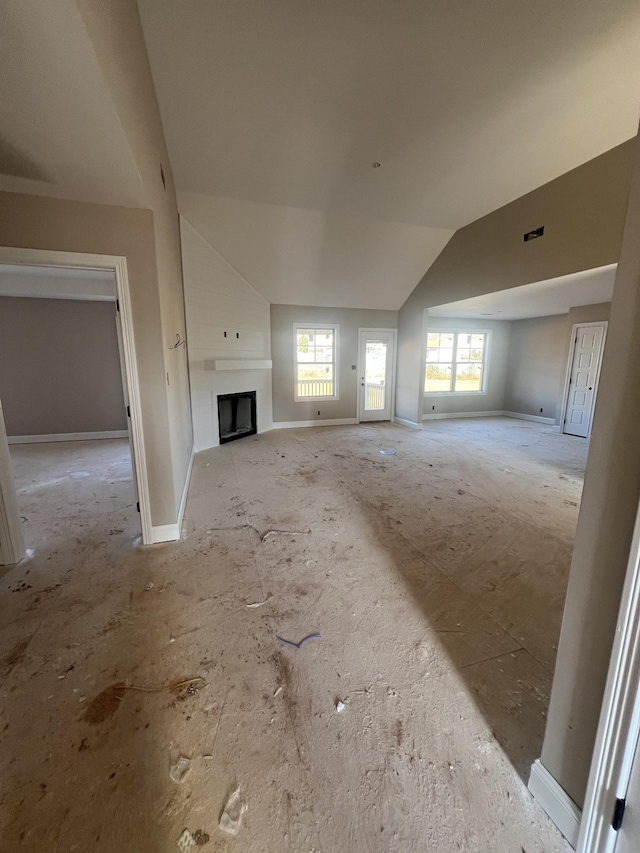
[0,264,139,564]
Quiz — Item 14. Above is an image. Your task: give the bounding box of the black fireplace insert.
[217,391,257,444]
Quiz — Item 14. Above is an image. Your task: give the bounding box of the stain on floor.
[83,683,127,725]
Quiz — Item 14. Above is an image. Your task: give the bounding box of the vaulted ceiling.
[2,2,638,310]
[137,0,640,308]
[0,0,146,208]
[138,0,640,229]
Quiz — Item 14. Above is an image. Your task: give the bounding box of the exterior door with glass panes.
[358,329,396,421]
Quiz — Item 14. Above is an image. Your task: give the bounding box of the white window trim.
[293,323,340,402]
[423,329,491,396]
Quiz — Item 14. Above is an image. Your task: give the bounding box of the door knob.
[589,387,593,390]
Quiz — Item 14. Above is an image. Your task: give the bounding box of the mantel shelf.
[210,359,273,371]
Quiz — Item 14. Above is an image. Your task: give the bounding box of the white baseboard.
[148,523,180,544]
[392,416,423,430]
[269,412,555,430]
[148,447,195,545]
[503,411,555,425]
[420,410,555,425]
[176,447,195,538]
[272,418,358,429]
[8,430,129,444]
[422,410,504,421]
[528,759,581,848]
[552,425,563,434]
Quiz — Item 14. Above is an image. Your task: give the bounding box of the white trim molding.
[0,399,25,565]
[502,411,555,425]
[423,410,504,421]
[8,430,129,444]
[148,524,181,545]
[393,416,423,430]
[273,418,357,430]
[577,498,640,853]
[420,410,555,425]
[529,759,582,848]
[176,448,195,539]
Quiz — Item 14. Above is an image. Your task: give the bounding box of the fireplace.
[217,391,257,444]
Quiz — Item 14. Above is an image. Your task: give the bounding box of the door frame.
[356,328,397,423]
[577,496,640,852]
[559,321,608,439]
[0,397,25,565]
[0,246,152,554]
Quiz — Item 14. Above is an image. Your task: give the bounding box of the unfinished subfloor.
[0,419,587,851]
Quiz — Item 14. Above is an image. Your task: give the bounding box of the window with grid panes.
[294,325,339,400]
[424,331,488,393]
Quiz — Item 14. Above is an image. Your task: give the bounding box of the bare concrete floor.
[0,420,586,851]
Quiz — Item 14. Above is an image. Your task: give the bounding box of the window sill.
[294,396,339,403]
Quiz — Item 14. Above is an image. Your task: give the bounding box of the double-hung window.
[425,331,488,394]
[294,324,339,401]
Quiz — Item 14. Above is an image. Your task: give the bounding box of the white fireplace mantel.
[208,359,273,371]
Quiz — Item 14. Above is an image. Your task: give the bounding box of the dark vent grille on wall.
[524,225,544,242]
[217,391,257,444]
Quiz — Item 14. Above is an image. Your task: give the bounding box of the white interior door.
[564,323,606,438]
[616,731,640,852]
[358,329,396,422]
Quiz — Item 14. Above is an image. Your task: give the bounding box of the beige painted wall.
[0,190,175,526]
[271,305,398,423]
[397,139,635,425]
[503,314,568,420]
[77,0,193,515]
[0,296,126,436]
[423,317,510,417]
[540,132,640,806]
[503,304,612,424]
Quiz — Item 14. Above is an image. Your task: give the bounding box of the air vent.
[524,226,544,242]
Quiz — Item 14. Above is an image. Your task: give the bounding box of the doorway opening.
[0,248,150,564]
[0,264,139,559]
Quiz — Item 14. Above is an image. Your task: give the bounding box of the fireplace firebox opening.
[217,391,257,444]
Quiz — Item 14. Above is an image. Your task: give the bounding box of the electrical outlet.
[432,405,435,411]
[317,410,320,416]
[540,408,543,413]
